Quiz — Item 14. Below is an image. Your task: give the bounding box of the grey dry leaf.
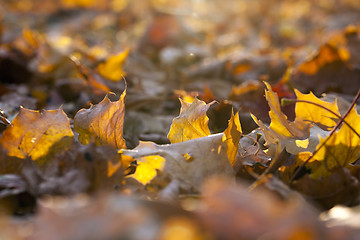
[123,133,233,191]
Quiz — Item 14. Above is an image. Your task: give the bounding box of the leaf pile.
[1,0,360,239]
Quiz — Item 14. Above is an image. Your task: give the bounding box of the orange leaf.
[223,110,242,166]
[298,44,349,75]
[167,98,213,143]
[0,107,73,165]
[74,90,126,149]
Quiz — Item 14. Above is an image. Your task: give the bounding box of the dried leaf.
[97,48,129,82]
[251,82,312,154]
[168,98,213,143]
[124,133,233,190]
[222,110,242,166]
[197,177,325,239]
[74,90,126,149]
[310,107,360,179]
[0,107,73,165]
[297,44,349,75]
[131,155,166,185]
[294,89,340,129]
[71,56,110,95]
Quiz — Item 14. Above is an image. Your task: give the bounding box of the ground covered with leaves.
[1,0,360,239]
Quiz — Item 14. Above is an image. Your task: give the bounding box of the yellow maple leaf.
[0,107,73,165]
[167,98,213,143]
[97,48,129,82]
[223,110,242,166]
[74,89,126,149]
[310,107,360,179]
[251,82,312,154]
[294,90,340,129]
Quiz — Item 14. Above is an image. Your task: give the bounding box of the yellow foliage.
[62,0,95,8]
[74,90,126,149]
[0,107,73,165]
[130,155,166,185]
[295,90,339,129]
[223,110,242,166]
[310,107,360,179]
[168,98,212,143]
[265,82,310,139]
[252,82,311,153]
[98,48,129,82]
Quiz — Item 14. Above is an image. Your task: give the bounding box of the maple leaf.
[222,110,242,166]
[309,107,360,179]
[74,90,126,149]
[294,89,340,129]
[0,107,73,165]
[97,48,129,82]
[123,133,233,190]
[251,82,313,154]
[167,98,213,143]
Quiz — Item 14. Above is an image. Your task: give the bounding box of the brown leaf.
[0,107,73,165]
[197,177,327,239]
[74,90,126,149]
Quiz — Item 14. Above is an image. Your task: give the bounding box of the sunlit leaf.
[74,90,126,149]
[251,82,312,154]
[298,44,349,75]
[310,107,360,179]
[97,48,129,82]
[223,110,242,166]
[0,107,73,165]
[294,90,340,129]
[123,133,233,190]
[130,155,166,185]
[167,98,213,143]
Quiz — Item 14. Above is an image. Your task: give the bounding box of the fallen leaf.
[71,56,110,95]
[251,82,312,154]
[294,89,340,129]
[310,107,360,179]
[130,155,166,185]
[298,44,348,75]
[97,48,129,82]
[222,110,242,166]
[167,98,213,143]
[0,107,73,165]
[74,90,126,149]
[197,177,326,239]
[124,133,233,190]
